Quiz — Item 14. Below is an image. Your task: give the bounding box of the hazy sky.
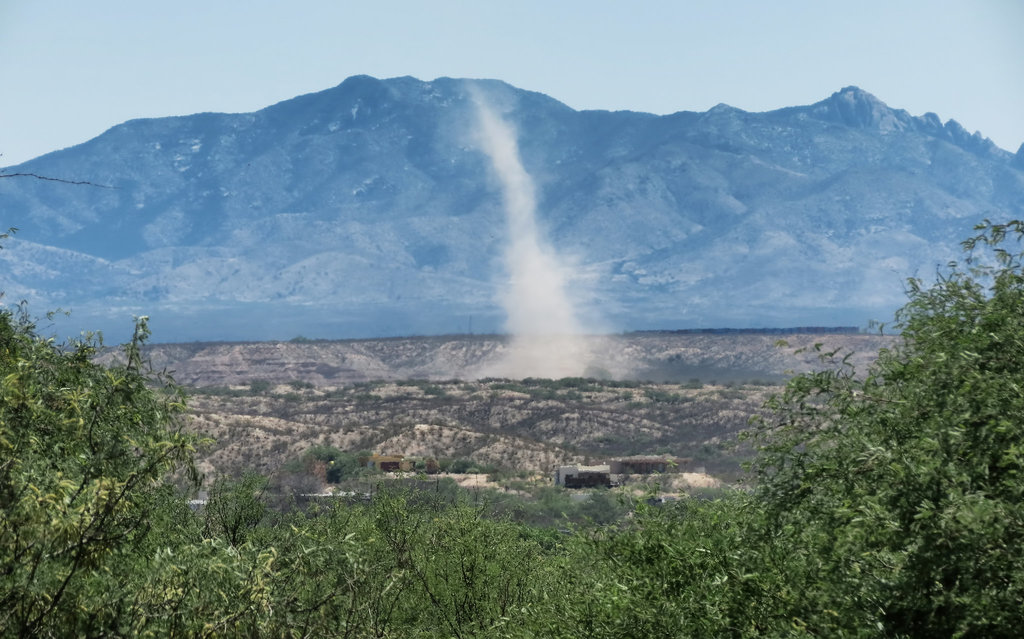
[2,0,1022,166]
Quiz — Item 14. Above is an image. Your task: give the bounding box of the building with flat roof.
[554,465,612,488]
[360,454,413,472]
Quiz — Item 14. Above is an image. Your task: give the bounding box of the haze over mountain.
[2,75,1023,341]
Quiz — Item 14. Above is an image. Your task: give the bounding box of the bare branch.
[0,172,118,189]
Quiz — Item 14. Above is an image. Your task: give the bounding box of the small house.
[360,454,414,472]
[554,464,612,488]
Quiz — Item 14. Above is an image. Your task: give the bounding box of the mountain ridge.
[2,76,1022,342]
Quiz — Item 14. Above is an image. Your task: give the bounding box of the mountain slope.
[2,76,1022,340]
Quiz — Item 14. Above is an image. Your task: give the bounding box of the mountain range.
[2,75,1023,342]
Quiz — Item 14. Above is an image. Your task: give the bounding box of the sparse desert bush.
[248,379,271,395]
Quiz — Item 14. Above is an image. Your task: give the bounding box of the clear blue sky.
[2,0,1022,166]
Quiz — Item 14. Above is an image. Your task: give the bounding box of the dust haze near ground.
[132,331,894,388]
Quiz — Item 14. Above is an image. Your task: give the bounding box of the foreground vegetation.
[3,221,1024,637]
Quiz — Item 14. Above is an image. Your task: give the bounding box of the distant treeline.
[631,326,861,336]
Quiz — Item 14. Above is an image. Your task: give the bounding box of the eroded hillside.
[187,378,769,483]
[170,331,897,483]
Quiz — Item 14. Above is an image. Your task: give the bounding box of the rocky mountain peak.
[811,85,912,132]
